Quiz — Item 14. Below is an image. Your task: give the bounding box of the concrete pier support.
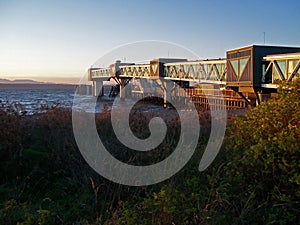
[162,80,173,108]
[93,80,103,97]
[119,79,126,100]
[113,77,131,101]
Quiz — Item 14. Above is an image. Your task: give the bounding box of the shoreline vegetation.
[0,80,299,224]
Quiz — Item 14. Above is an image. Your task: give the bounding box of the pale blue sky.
[1,0,300,83]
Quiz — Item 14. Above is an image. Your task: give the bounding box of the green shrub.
[222,79,300,224]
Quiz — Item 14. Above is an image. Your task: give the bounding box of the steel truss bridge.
[86,45,300,109]
[89,59,227,83]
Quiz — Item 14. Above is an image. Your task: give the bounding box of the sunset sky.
[1,0,300,84]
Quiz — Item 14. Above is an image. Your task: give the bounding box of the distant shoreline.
[0,83,76,90]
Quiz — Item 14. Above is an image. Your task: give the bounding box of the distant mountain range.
[0,79,76,90]
[0,78,50,84]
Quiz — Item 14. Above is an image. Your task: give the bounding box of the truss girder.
[262,57,300,83]
[90,68,111,79]
[119,65,151,78]
[164,60,226,82]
